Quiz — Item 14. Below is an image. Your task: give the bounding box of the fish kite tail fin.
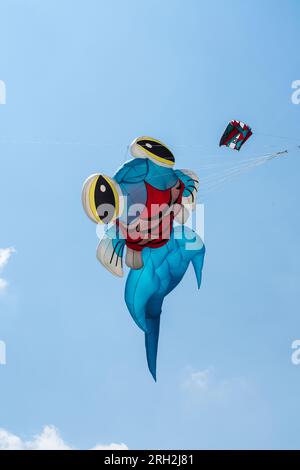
[145,297,163,381]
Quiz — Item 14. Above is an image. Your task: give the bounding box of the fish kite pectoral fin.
[175,169,199,210]
[191,249,205,289]
[174,225,205,289]
[96,226,125,277]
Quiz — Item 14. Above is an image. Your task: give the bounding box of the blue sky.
[0,0,300,450]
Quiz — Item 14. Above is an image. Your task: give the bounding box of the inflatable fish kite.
[82,137,205,380]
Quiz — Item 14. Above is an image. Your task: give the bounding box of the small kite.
[82,137,205,380]
[220,120,252,151]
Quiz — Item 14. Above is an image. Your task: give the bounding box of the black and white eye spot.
[94,175,116,224]
[137,138,175,163]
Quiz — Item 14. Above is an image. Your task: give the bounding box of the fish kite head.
[82,136,177,227]
[81,137,199,271]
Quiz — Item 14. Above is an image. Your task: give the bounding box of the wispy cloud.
[180,366,272,448]
[182,367,212,391]
[181,366,255,406]
[0,247,15,292]
[0,278,8,291]
[0,425,128,450]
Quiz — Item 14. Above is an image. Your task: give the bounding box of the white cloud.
[0,426,71,450]
[0,428,23,450]
[92,443,129,450]
[0,247,15,292]
[0,247,15,270]
[0,425,127,451]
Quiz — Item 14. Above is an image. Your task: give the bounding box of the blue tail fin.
[144,296,163,381]
[145,316,160,381]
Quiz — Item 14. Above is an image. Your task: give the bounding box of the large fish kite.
[82,137,205,380]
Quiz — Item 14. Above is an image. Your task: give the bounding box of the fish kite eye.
[81,174,123,224]
[130,136,175,167]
